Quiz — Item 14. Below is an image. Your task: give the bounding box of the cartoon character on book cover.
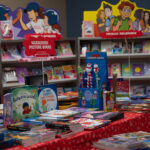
[38,84,58,113]
[11,86,40,122]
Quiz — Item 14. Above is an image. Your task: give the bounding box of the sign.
[23,33,62,57]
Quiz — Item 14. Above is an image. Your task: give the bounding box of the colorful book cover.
[110,63,121,77]
[1,47,11,60]
[0,20,13,40]
[57,87,64,96]
[112,42,122,54]
[40,110,79,118]
[3,93,13,127]
[143,40,150,53]
[15,68,29,83]
[53,66,64,80]
[43,66,53,80]
[82,21,94,38]
[59,42,73,56]
[132,64,144,76]
[133,41,143,53]
[144,63,150,76]
[11,86,40,122]
[38,84,58,113]
[122,64,132,77]
[131,85,146,97]
[63,65,76,79]
[70,118,110,130]
[8,47,22,59]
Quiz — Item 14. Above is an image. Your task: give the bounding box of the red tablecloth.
[5,112,150,150]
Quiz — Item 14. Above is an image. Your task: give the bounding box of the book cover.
[82,21,94,37]
[144,63,150,76]
[122,64,132,77]
[15,68,29,83]
[133,41,143,53]
[122,41,132,53]
[1,47,11,60]
[43,66,53,80]
[8,47,22,59]
[143,40,150,53]
[63,65,76,79]
[66,107,98,113]
[112,42,122,54]
[70,118,110,130]
[131,85,146,97]
[101,41,112,54]
[59,42,73,56]
[57,87,64,96]
[11,86,40,122]
[132,64,144,76]
[38,84,58,113]
[0,20,13,40]
[3,93,13,127]
[53,66,64,80]
[110,63,121,77]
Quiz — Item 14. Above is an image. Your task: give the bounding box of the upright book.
[38,84,58,113]
[11,86,40,122]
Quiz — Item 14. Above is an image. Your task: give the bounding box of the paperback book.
[132,64,144,76]
[110,63,121,77]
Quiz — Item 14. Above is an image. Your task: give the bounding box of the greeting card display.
[78,51,108,109]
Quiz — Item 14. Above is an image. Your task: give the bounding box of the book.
[11,86,40,122]
[38,84,58,113]
[144,63,150,76]
[133,41,143,53]
[143,40,150,53]
[53,66,64,80]
[0,20,13,40]
[101,41,112,54]
[122,41,132,53]
[15,68,29,83]
[43,66,53,80]
[0,137,16,149]
[82,21,94,37]
[132,64,144,76]
[122,64,132,77]
[112,42,122,54]
[131,85,146,97]
[70,118,110,130]
[59,42,73,56]
[8,46,22,59]
[110,63,121,77]
[1,47,11,60]
[3,93,13,127]
[66,107,98,113]
[63,65,76,79]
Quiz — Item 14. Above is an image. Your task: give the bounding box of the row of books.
[109,63,150,77]
[2,41,74,60]
[3,65,76,83]
[81,40,150,55]
[93,131,150,150]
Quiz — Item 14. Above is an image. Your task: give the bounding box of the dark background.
[66,0,150,37]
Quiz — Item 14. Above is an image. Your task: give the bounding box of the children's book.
[15,68,29,83]
[122,64,132,77]
[144,63,150,76]
[38,84,58,113]
[82,21,94,37]
[112,42,122,54]
[63,65,76,79]
[1,47,11,60]
[70,118,110,130]
[3,93,13,127]
[57,87,64,96]
[101,41,112,54]
[59,42,73,56]
[122,41,132,53]
[66,107,98,113]
[43,66,53,80]
[132,64,144,76]
[133,41,143,53]
[11,86,40,122]
[53,66,64,80]
[110,63,121,77]
[0,20,13,40]
[8,46,22,59]
[143,40,150,53]
[131,85,146,97]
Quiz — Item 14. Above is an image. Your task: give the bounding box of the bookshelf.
[0,38,78,104]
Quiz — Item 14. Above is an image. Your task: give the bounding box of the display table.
[5,112,150,150]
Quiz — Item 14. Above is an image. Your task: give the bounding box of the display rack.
[0,38,78,104]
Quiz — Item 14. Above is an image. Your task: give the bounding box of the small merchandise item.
[7,122,45,132]
[0,20,13,40]
[132,64,144,76]
[70,118,110,130]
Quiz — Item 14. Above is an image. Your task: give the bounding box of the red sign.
[23,33,62,57]
[100,30,143,39]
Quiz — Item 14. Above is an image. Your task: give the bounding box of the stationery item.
[11,86,40,122]
[38,84,58,113]
[132,64,144,76]
[15,68,29,83]
[70,118,110,130]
